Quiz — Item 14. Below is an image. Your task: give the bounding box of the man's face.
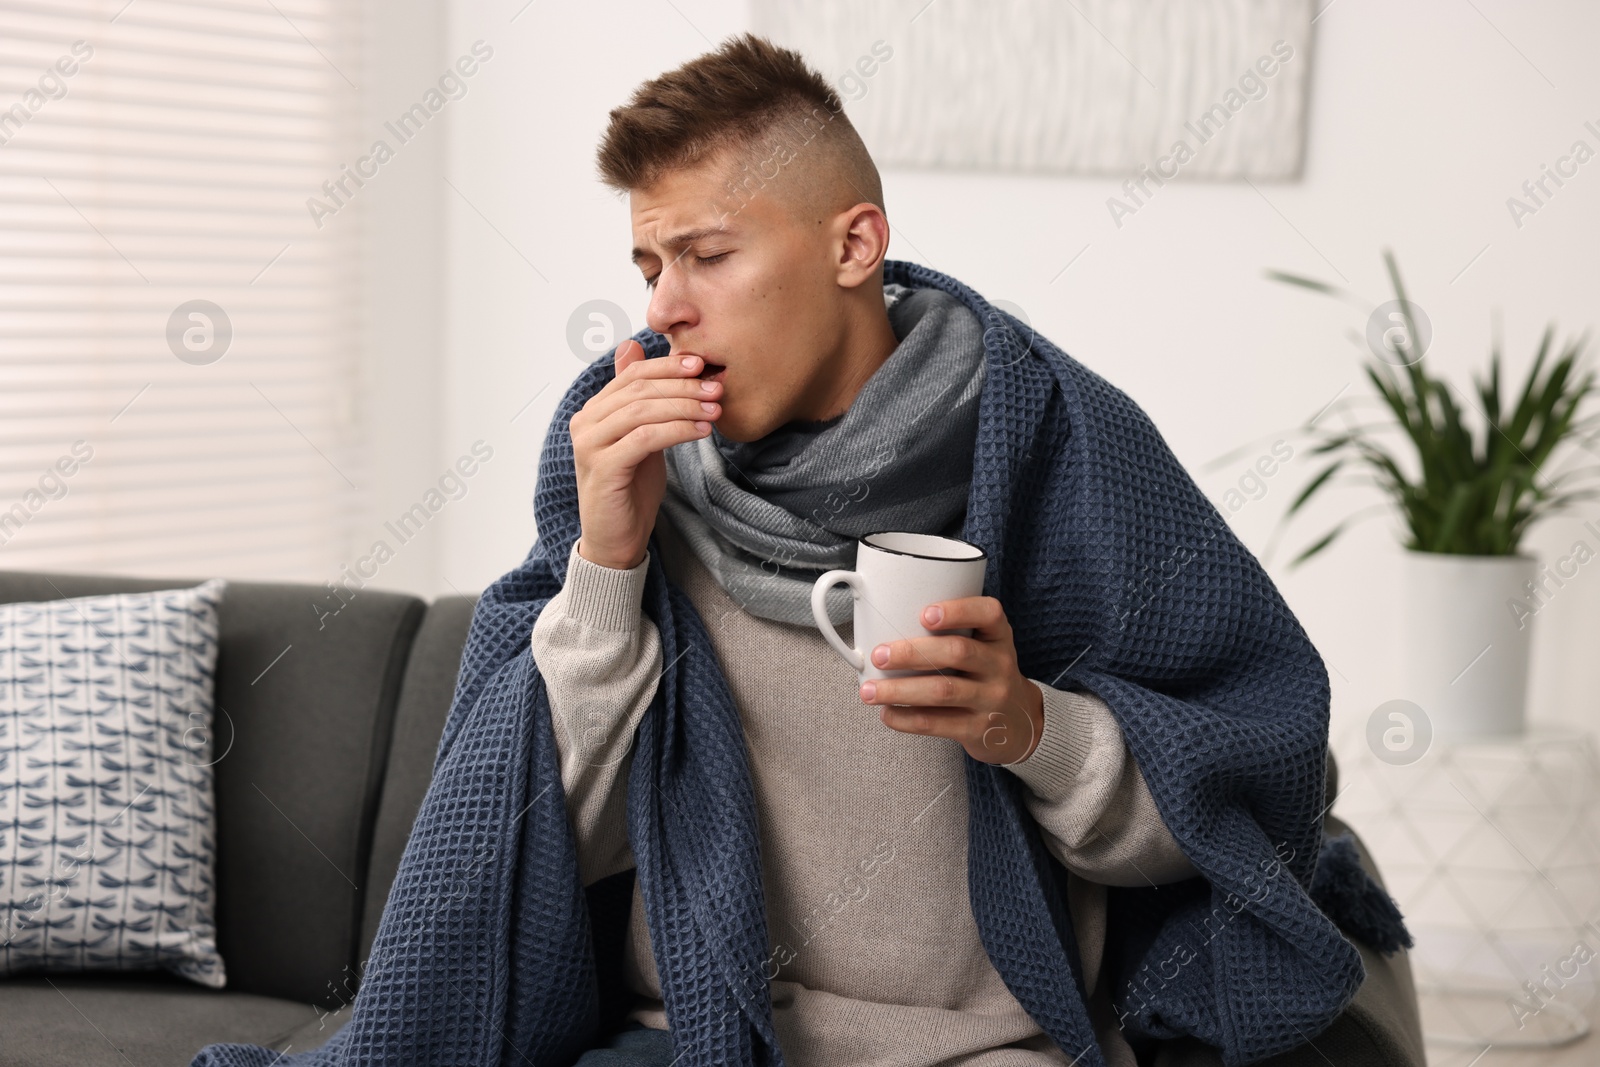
[629,154,848,443]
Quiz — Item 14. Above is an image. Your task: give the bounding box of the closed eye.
[644,252,730,290]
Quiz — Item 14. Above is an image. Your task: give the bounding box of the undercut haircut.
[596,32,885,227]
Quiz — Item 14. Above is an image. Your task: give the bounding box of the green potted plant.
[1247,249,1600,738]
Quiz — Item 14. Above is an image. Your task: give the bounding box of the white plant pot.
[1399,549,1538,740]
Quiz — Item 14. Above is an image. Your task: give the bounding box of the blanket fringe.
[1310,832,1414,955]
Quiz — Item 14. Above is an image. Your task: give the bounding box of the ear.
[834,203,890,290]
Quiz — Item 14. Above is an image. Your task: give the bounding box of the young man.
[531,27,1203,1067]
[532,33,1204,1067]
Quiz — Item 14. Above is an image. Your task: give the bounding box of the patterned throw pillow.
[0,578,228,987]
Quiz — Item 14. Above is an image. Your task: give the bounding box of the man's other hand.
[858,596,1045,766]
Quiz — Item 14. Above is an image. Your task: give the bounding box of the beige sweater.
[530,509,1197,1065]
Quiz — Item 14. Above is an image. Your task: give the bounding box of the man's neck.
[797,294,901,424]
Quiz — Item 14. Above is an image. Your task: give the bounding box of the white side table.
[1338,724,1600,1049]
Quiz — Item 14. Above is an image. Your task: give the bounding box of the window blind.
[0,0,366,579]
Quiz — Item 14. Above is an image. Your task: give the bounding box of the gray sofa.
[0,569,1425,1066]
[0,570,475,1065]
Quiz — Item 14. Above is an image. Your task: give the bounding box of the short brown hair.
[595,32,884,223]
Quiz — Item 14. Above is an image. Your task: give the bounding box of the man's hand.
[858,596,1044,766]
[570,339,722,570]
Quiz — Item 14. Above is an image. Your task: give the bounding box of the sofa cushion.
[1,579,228,988]
[0,971,340,1067]
[359,595,478,964]
[0,571,425,1007]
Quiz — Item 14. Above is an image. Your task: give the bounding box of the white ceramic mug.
[810,531,989,683]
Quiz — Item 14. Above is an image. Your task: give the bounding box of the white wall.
[431,0,1600,745]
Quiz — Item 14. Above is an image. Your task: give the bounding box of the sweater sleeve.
[1000,679,1198,888]
[529,537,661,888]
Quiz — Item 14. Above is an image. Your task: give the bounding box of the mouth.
[695,361,728,383]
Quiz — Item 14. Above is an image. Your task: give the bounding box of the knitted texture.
[190,258,1409,1067]
[1310,833,1413,956]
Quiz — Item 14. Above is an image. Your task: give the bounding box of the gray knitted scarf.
[661,281,986,628]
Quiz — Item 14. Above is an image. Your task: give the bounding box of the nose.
[645,256,697,337]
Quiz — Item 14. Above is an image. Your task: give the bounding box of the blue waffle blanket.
[193,259,1409,1067]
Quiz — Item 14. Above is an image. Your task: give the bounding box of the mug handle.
[811,569,864,672]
